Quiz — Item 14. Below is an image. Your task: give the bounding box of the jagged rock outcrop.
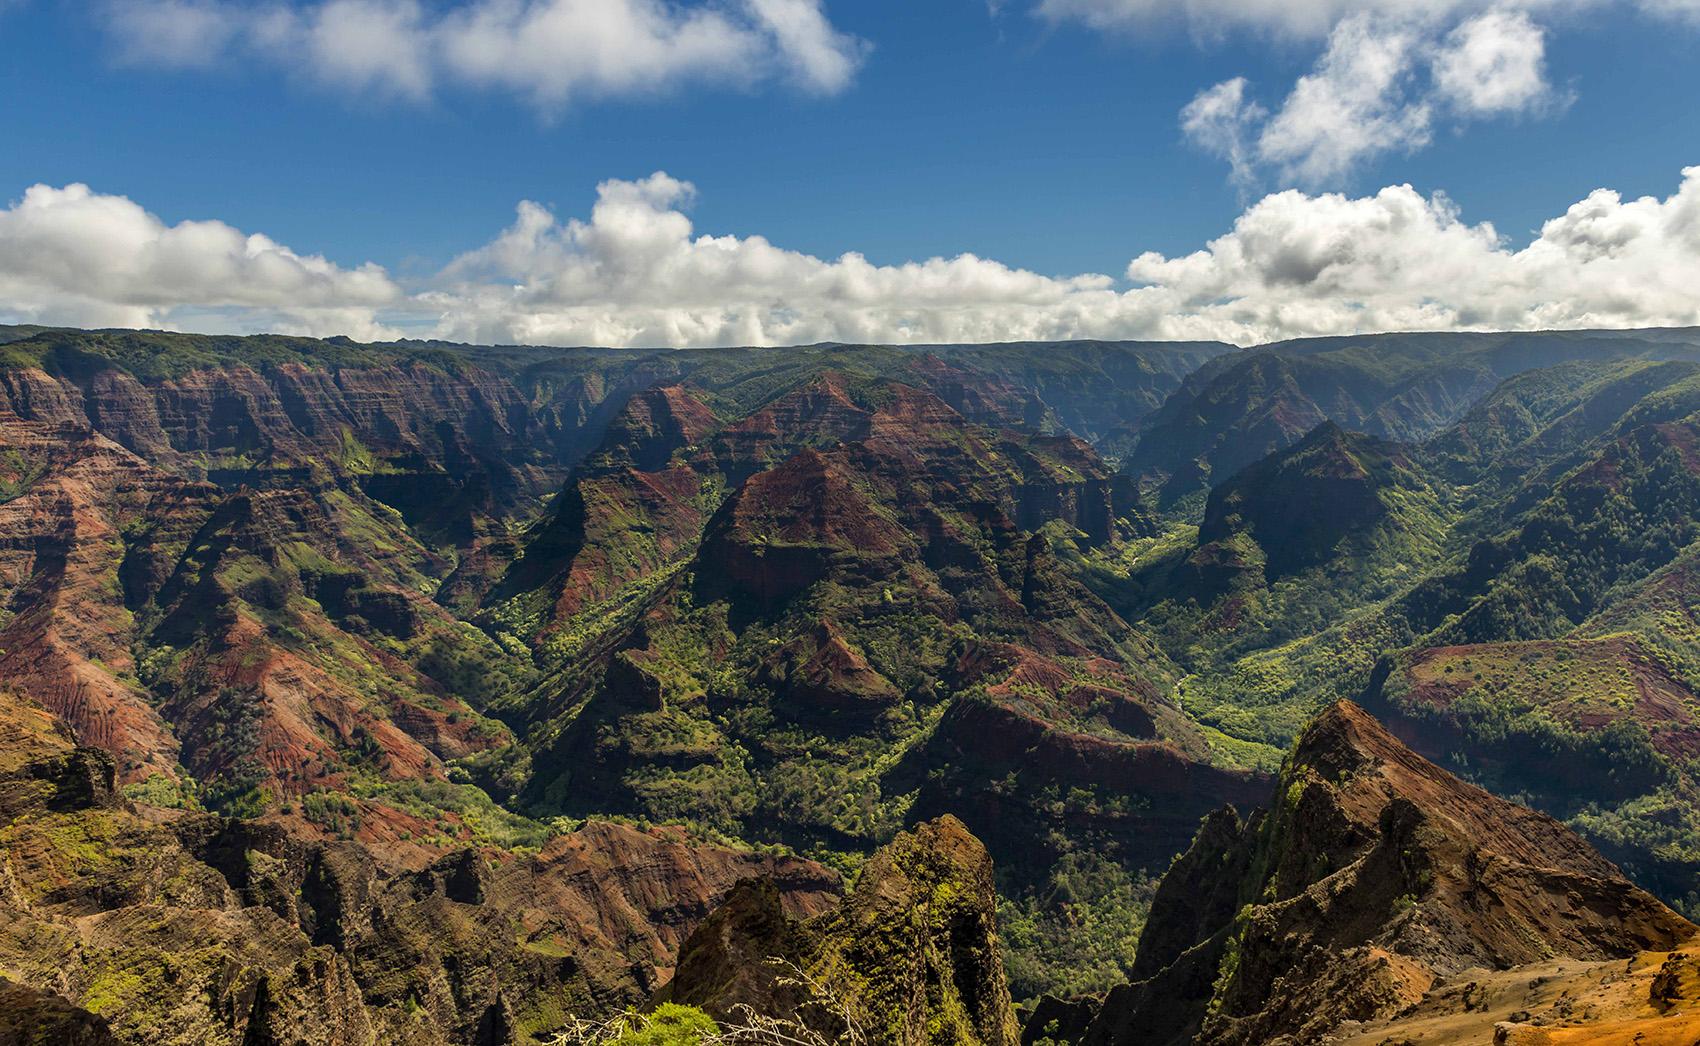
[0,686,840,1045]
[1079,701,1696,1046]
[665,816,1019,1046]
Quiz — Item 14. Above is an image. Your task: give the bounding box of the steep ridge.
[498,377,1265,996]
[1074,701,1693,1046]
[1120,423,1450,657]
[0,410,528,843]
[1125,329,1700,509]
[0,687,840,1044]
[664,815,1019,1046]
[0,416,215,782]
[515,380,1216,836]
[1361,633,1700,910]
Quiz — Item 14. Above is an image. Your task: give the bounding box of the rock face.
[0,686,840,1045]
[666,816,1019,1046]
[1079,701,1695,1046]
[0,412,521,841]
[0,417,212,783]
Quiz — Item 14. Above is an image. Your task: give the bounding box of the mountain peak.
[1080,700,1695,1046]
[1197,424,1426,578]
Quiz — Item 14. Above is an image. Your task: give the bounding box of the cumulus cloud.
[100,0,866,107]
[1255,16,1435,186]
[1122,167,1700,341]
[424,167,1700,347]
[1179,78,1267,187]
[1431,9,1560,114]
[7,168,1700,348]
[1182,9,1563,186]
[424,172,1125,347]
[0,183,400,337]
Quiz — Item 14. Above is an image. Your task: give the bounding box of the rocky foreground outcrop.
[664,815,1019,1046]
[0,688,839,1045]
[1068,700,1696,1046]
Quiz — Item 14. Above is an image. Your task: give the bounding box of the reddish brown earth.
[706,371,875,481]
[0,359,572,540]
[1076,701,1695,1046]
[1382,636,1700,763]
[0,409,516,821]
[0,686,840,1044]
[0,416,211,782]
[907,354,1047,429]
[756,621,903,718]
[1332,941,1700,1045]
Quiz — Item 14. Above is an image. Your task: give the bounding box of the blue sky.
[1,0,1698,347]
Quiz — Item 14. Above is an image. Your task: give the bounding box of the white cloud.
[0,183,400,338]
[7,168,1700,348]
[1182,9,1564,187]
[1432,9,1558,114]
[1255,15,1434,186]
[1123,167,1700,341]
[428,167,1700,347]
[100,0,866,108]
[1037,0,1692,36]
[425,172,1125,347]
[1179,78,1267,187]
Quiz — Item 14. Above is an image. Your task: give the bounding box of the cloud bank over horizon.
[3,167,1700,349]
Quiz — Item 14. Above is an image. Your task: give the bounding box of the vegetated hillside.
[472,372,1268,998]
[1123,328,1700,510]
[14,322,1700,1042]
[1095,350,1700,924]
[1099,421,1453,678]
[1070,701,1695,1046]
[0,325,1235,1009]
[0,684,841,1044]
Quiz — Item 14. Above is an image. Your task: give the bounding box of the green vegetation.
[998,852,1156,998]
[121,773,201,810]
[609,1005,719,1046]
[13,321,1700,1017]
